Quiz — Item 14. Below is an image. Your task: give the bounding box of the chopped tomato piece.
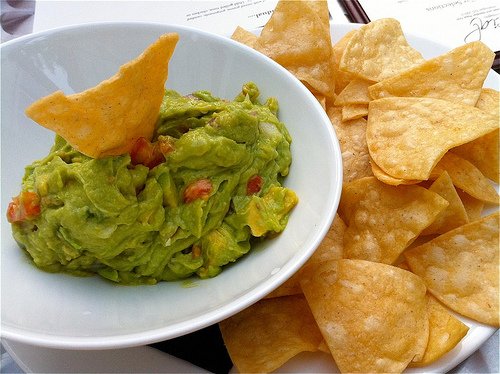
[183,179,212,203]
[7,191,41,223]
[246,174,263,195]
[130,137,165,169]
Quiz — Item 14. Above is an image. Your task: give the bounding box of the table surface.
[1,1,498,373]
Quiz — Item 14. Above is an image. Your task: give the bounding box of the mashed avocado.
[10,83,297,285]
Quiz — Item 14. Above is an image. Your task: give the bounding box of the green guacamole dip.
[11,83,298,285]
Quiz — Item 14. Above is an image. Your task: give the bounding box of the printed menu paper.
[354,0,499,53]
[33,0,279,36]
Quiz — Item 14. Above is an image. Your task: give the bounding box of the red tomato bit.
[246,174,263,195]
[183,179,213,203]
[7,191,41,223]
[130,137,165,169]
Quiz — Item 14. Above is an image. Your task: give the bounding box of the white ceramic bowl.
[0,22,342,349]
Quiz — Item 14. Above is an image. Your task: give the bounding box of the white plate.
[2,339,208,373]
[3,23,499,373]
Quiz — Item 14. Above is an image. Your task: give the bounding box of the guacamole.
[9,83,297,285]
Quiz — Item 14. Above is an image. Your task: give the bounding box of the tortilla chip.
[457,189,484,222]
[475,87,500,116]
[26,33,179,158]
[230,26,258,48]
[421,171,469,235]
[256,0,335,97]
[396,260,411,271]
[452,131,500,184]
[266,214,345,298]
[328,106,372,183]
[397,262,470,364]
[453,88,499,179]
[453,88,500,187]
[341,103,368,121]
[317,340,330,354]
[219,294,324,373]
[332,29,358,94]
[301,259,428,373]
[411,295,469,367]
[339,177,448,264]
[405,212,499,327]
[370,159,422,186]
[334,78,373,105]
[430,152,499,205]
[368,41,495,106]
[339,18,424,82]
[452,89,500,183]
[367,97,499,181]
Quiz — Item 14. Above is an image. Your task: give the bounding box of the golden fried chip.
[370,159,422,186]
[411,295,469,367]
[332,29,358,94]
[452,89,500,183]
[334,78,373,105]
[421,171,469,235]
[367,97,499,181]
[430,152,499,205]
[26,33,179,158]
[339,177,448,264]
[396,260,411,271]
[230,26,258,48]
[341,103,368,121]
[396,260,471,363]
[457,190,484,222]
[339,18,424,82]
[368,41,495,106]
[452,131,500,184]
[266,214,345,298]
[328,106,372,183]
[219,294,324,373]
[405,212,499,327]
[256,0,335,97]
[301,259,428,373]
[317,340,330,354]
[475,87,500,115]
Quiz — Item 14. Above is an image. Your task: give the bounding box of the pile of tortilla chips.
[223,0,499,372]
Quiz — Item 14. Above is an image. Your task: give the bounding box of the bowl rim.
[0,21,342,349]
